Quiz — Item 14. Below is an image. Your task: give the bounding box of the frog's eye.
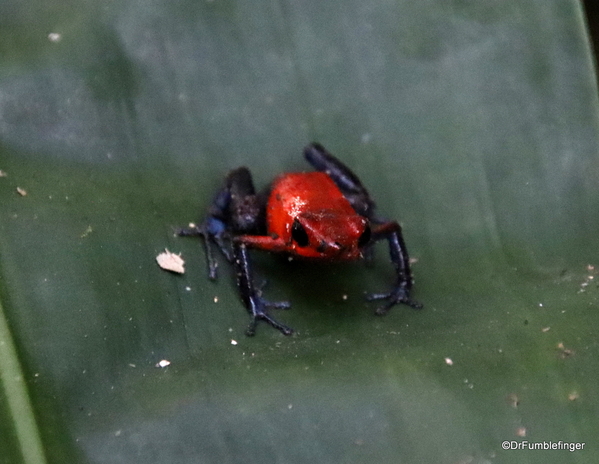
[291,219,309,247]
[357,224,371,248]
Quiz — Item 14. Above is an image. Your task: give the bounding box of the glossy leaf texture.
[1,1,599,463]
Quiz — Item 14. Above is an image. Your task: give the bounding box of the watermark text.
[502,441,585,452]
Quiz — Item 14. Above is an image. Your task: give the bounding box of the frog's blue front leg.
[177,188,233,280]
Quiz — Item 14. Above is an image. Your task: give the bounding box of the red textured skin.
[239,172,368,260]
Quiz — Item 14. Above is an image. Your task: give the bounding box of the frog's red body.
[241,172,369,260]
[178,143,421,336]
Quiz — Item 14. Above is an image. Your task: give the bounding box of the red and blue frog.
[178,143,421,335]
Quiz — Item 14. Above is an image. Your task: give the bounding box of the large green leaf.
[1,1,598,463]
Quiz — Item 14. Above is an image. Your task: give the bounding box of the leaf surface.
[1,1,598,463]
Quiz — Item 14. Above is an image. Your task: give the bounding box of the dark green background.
[1,1,598,463]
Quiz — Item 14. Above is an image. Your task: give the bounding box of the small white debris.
[156,359,171,368]
[48,32,62,42]
[231,339,238,346]
[0,170,7,177]
[342,294,348,301]
[444,357,454,366]
[16,187,27,196]
[579,264,597,292]
[557,342,574,358]
[156,249,185,274]
[185,286,191,291]
[214,296,219,303]
[80,225,93,238]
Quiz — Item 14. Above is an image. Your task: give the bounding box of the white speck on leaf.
[156,249,185,274]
